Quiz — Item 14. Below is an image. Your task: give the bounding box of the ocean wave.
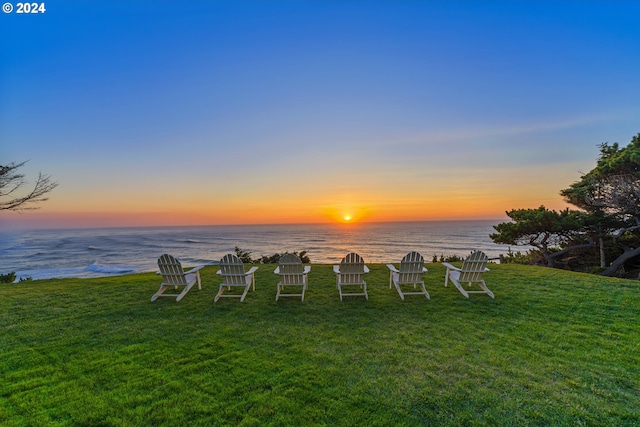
[14,266,89,281]
[13,263,141,281]
[181,257,217,266]
[85,262,138,274]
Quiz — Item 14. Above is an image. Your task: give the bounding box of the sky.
[1,0,639,229]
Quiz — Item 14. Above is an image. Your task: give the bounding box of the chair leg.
[394,282,405,300]
[175,282,194,302]
[421,284,430,299]
[454,281,469,298]
[478,281,495,299]
[151,285,169,302]
[239,285,250,302]
[214,285,225,302]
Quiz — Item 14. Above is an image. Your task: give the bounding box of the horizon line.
[0,218,509,233]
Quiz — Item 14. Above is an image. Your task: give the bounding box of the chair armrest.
[333,265,340,274]
[442,262,461,272]
[184,265,205,274]
[246,266,259,275]
[386,264,399,273]
[363,265,370,273]
[303,266,311,274]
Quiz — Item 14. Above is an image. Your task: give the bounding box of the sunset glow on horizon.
[2,1,639,230]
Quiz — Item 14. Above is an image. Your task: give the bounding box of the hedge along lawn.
[1,263,639,426]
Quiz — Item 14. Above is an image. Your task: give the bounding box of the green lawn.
[1,263,639,426]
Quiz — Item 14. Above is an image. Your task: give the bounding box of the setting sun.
[344,215,352,221]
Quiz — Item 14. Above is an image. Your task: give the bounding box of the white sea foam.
[85,262,138,275]
[13,263,142,281]
[15,267,87,281]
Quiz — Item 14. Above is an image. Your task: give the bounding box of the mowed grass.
[1,263,639,426]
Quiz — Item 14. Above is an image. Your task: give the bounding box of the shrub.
[235,247,312,264]
[0,272,16,283]
[234,246,254,263]
[432,254,464,263]
[257,250,311,264]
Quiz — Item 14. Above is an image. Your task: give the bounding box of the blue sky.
[1,0,639,228]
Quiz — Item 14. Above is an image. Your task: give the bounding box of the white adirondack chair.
[442,250,494,299]
[386,251,429,300]
[215,253,259,302]
[151,254,204,302]
[274,253,310,301]
[333,252,369,301]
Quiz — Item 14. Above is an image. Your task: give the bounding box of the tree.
[490,206,595,268]
[560,133,640,276]
[234,246,254,264]
[561,134,640,212]
[491,132,640,276]
[0,161,58,211]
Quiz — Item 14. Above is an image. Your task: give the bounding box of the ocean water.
[0,221,517,281]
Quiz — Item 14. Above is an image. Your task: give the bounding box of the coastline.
[0,220,519,281]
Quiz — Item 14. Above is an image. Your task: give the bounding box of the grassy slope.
[1,263,639,426]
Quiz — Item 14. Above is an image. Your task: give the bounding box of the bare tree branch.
[0,161,59,211]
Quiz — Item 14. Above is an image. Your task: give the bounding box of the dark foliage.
[494,132,640,277]
[0,272,16,283]
[235,247,311,264]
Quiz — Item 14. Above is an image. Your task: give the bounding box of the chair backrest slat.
[219,253,247,285]
[398,251,424,283]
[278,253,305,285]
[340,252,366,284]
[158,254,187,285]
[459,251,488,282]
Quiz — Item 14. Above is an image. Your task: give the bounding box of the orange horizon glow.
[0,198,573,230]
[0,211,515,230]
[0,175,576,230]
